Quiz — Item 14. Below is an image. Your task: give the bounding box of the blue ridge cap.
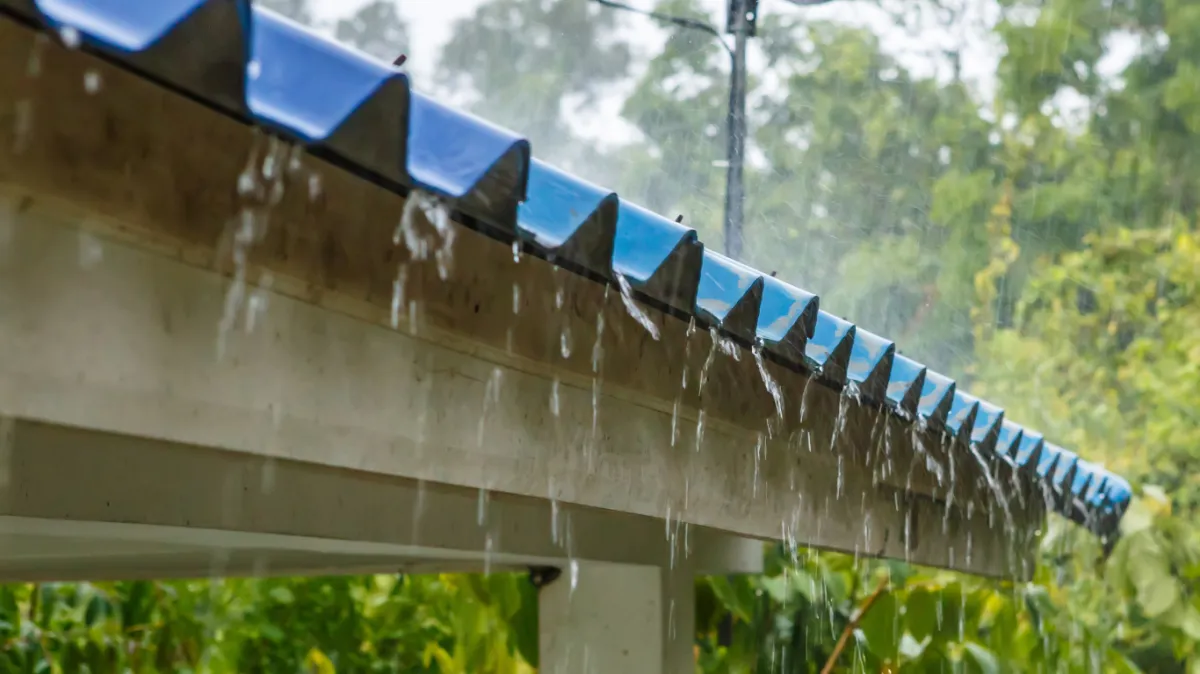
[846,328,895,401]
[31,0,251,113]
[613,201,702,313]
[885,354,927,417]
[804,312,855,385]
[946,391,980,442]
[1071,460,1101,500]
[1103,473,1133,513]
[1036,443,1065,480]
[696,250,764,342]
[1050,448,1078,494]
[248,7,408,182]
[971,399,1005,453]
[518,160,617,276]
[918,371,956,430]
[995,420,1024,462]
[3,0,1131,538]
[756,276,818,360]
[408,91,530,228]
[1015,429,1044,470]
[1085,470,1109,508]
[36,0,210,51]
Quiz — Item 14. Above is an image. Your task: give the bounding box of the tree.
[435,0,633,173]
[254,0,313,24]
[335,1,410,63]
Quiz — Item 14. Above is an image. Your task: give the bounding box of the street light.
[591,0,836,260]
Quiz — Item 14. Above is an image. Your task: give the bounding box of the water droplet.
[512,240,521,263]
[390,267,407,328]
[77,231,103,269]
[59,26,81,49]
[560,328,572,359]
[615,274,659,340]
[752,342,784,421]
[549,378,561,417]
[512,284,521,314]
[307,172,322,201]
[247,60,262,80]
[83,70,101,94]
[569,559,579,594]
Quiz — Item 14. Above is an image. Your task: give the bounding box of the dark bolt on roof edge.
[0,0,1134,539]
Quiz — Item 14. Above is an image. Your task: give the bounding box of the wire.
[590,0,733,55]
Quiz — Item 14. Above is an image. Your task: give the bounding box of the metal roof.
[0,0,1133,537]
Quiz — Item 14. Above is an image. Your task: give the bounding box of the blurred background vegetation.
[3,0,1200,670]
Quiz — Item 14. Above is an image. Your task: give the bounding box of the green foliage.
[0,575,535,674]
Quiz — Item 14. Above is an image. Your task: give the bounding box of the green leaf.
[906,588,938,642]
[858,592,899,661]
[267,586,294,605]
[511,578,539,668]
[963,642,1000,674]
[759,575,789,604]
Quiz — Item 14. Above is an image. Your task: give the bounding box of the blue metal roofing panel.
[885,354,926,417]
[520,160,610,251]
[1036,443,1065,479]
[4,1,1131,536]
[970,399,1004,453]
[248,8,396,142]
[846,328,894,401]
[756,275,817,358]
[696,250,764,342]
[518,160,617,275]
[28,0,252,113]
[804,312,855,385]
[407,92,529,205]
[612,201,702,312]
[995,420,1024,461]
[946,391,980,442]
[1015,430,1044,469]
[918,370,956,430]
[37,0,209,51]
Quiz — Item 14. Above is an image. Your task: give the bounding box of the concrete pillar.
[539,561,696,674]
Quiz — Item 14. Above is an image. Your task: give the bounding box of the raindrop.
[512,240,521,263]
[247,60,262,80]
[307,172,322,201]
[58,26,81,49]
[752,341,784,421]
[391,267,407,328]
[12,100,32,154]
[83,70,102,94]
[670,398,680,447]
[476,368,503,448]
[753,432,765,497]
[549,378,561,417]
[77,230,103,269]
[560,329,572,359]
[26,36,45,78]
[512,284,521,314]
[569,559,579,595]
[615,273,659,340]
[245,273,273,334]
[477,487,489,526]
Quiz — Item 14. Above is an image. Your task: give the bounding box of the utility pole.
[723,0,752,260]
[591,0,834,261]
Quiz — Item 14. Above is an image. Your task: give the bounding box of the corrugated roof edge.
[0,0,1133,538]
